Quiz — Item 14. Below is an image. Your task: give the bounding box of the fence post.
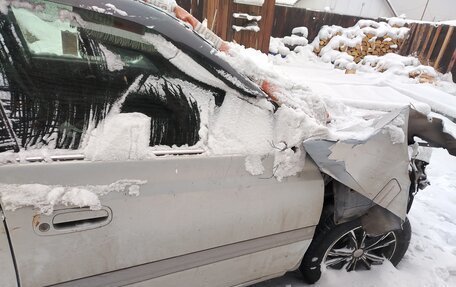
[259,0,276,53]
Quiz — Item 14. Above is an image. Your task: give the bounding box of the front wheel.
[299,217,411,284]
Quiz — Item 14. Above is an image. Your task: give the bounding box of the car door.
[0,2,324,287]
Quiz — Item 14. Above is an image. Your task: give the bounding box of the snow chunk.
[142,33,178,59]
[0,0,8,14]
[234,0,265,6]
[105,3,128,16]
[0,180,147,215]
[292,26,308,38]
[273,146,306,182]
[232,24,260,32]
[233,13,262,21]
[100,44,125,71]
[85,113,152,161]
[90,6,106,13]
[388,17,407,27]
[283,35,308,47]
[245,155,265,176]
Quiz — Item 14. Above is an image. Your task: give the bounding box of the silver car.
[0,1,455,286]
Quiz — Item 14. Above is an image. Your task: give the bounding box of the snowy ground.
[253,51,456,287]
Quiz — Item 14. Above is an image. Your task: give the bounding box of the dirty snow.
[0,180,147,215]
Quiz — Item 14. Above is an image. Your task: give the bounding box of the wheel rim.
[323,226,397,271]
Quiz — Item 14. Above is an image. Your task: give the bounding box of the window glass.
[13,4,80,57]
[0,2,223,153]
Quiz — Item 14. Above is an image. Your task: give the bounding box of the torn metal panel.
[332,181,373,224]
[360,205,402,236]
[304,108,411,222]
[408,109,456,156]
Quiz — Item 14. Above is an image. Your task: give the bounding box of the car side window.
[0,2,223,153]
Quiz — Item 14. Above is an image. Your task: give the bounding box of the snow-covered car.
[1,1,455,287]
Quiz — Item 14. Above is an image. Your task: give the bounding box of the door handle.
[33,207,112,236]
[53,209,109,229]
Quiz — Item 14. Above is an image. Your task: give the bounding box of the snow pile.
[269,27,310,57]
[359,53,439,83]
[0,180,147,215]
[217,42,412,179]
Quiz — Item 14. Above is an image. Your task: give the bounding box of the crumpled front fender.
[304,106,456,234]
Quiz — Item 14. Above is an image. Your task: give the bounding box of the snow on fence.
[177,0,275,53]
[271,6,371,43]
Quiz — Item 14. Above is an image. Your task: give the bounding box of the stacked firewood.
[313,20,409,63]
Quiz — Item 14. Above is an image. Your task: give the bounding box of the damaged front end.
[304,106,456,235]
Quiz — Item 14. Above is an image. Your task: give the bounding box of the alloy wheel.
[323,226,397,271]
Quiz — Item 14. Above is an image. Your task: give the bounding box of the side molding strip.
[49,226,315,287]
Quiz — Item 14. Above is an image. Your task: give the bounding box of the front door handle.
[53,209,110,229]
[33,207,112,235]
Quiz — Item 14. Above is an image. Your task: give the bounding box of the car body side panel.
[0,212,17,287]
[0,155,324,287]
[123,241,311,287]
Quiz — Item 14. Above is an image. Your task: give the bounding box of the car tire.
[299,216,411,284]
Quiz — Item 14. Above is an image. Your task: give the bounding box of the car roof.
[46,0,266,98]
